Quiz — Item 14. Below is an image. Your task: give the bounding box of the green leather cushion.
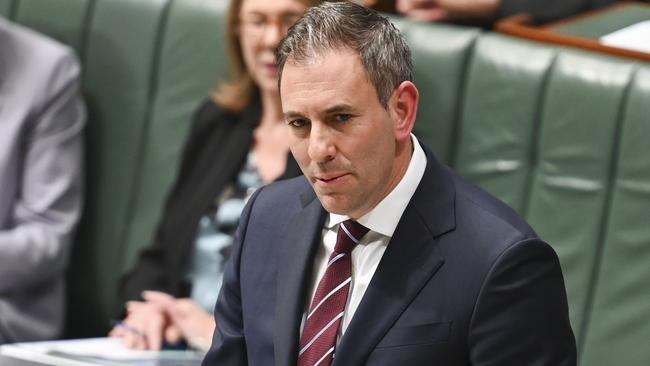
[66,0,174,336]
[455,34,556,213]
[581,66,650,366]
[0,0,14,17]
[393,17,480,163]
[525,50,634,341]
[13,0,89,53]
[66,0,230,337]
[452,33,640,348]
[119,0,229,277]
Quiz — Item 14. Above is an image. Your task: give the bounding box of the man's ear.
[389,81,419,141]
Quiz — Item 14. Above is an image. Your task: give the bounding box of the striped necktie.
[298,220,369,366]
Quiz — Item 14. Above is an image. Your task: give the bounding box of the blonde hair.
[212,0,323,112]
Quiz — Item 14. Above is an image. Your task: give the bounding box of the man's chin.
[316,193,350,215]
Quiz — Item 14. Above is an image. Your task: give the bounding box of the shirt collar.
[326,134,427,237]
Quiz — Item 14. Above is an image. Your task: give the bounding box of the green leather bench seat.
[6,1,649,364]
[0,0,13,17]
[581,68,650,366]
[454,34,556,213]
[12,0,89,52]
[454,34,638,339]
[451,36,649,364]
[527,50,634,341]
[76,0,176,337]
[392,17,480,162]
[366,20,650,366]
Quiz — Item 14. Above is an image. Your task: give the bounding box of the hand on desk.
[109,291,215,351]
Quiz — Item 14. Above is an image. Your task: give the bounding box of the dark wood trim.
[541,2,631,30]
[495,3,650,63]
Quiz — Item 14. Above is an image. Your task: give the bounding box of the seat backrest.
[450,34,649,365]
[0,0,14,18]
[455,32,635,339]
[579,67,650,366]
[391,17,480,162]
[12,0,89,52]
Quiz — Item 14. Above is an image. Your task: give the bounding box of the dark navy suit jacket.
[202,145,576,365]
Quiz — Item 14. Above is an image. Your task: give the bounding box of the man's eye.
[288,119,308,128]
[335,114,352,122]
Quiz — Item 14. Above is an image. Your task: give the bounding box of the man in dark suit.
[202,2,576,365]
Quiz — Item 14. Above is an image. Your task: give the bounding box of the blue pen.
[111,319,147,340]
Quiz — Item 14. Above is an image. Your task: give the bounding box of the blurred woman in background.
[110,0,321,351]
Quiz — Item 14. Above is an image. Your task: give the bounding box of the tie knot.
[335,220,369,253]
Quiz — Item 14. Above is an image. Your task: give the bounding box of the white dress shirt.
[301,134,427,342]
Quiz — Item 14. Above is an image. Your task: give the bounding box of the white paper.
[0,337,203,365]
[600,20,650,53]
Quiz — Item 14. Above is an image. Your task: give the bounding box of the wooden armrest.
[495,5,650,63]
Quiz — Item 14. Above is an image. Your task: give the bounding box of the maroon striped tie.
[298,220,369,366]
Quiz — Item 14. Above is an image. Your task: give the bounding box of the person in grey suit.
[203,2,575,365]
[0,16,85,343]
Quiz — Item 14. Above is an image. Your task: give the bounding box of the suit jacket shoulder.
[0,17,80,114]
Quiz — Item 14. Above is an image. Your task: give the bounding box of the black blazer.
[203,143,576,365]
[118,97,301,306]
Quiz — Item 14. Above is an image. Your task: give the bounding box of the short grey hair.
[276,1,413,108]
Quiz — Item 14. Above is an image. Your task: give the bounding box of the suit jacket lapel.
[333,149,456,365]
[275,189,326,366]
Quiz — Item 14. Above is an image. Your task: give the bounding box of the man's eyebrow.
[283,111,304,120]
[283,105,354,120]
[324,104,354,114]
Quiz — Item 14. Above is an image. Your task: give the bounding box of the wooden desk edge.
[495,4,650,63]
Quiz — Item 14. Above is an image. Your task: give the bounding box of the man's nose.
[308,124,336,164]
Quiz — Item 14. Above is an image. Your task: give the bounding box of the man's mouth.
[315,173,348,183]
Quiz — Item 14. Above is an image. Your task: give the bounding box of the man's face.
[281,48,404,219]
